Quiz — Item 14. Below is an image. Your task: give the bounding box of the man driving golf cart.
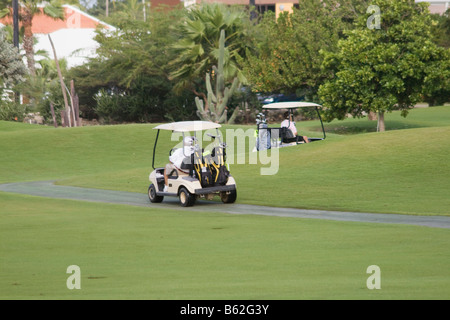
[163,136,195,192]
[254,102,326,151]
[281,111,309,144]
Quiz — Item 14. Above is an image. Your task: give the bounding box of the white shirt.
[169,146,194,171]
[281,119,297,136]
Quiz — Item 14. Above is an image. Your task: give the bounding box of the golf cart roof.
[263,101,322,109]
[154,121,221,132]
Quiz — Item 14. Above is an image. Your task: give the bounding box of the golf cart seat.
[280,127,299,144]
[178,157,193,175]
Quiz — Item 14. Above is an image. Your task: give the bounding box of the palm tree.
[117,0,144,21]
[0,28,27,88]
[170,3,249,98]
[17,57,68,109]
[1,0,65,76]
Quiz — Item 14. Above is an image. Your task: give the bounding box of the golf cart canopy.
[152,121,223,170]
[154,121,221,132]
[262,102,322,109]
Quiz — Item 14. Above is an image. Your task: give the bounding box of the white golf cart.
[255,101,326,151]
[148,121,237,207]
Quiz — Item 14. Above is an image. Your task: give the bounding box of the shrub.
[0,100,27,122]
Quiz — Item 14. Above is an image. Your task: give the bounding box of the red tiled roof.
[0,5,112,34]
[151,0,182,7]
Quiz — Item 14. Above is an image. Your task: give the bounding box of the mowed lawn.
[1,192,449,299]
[0,106,449,299]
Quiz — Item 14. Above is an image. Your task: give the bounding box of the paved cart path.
[1,180,450,229]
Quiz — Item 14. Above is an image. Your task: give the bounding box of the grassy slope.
[1,106,449,215]
[234,126,450,215]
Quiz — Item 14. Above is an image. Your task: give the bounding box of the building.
[416,0,450,14]
[35,5,115,68]
[0,4,115,69]
[150,0,185,9]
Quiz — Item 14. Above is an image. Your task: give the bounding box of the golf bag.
[207,146,229,186]
[256,124,271,151]
[193,148,213,188]
[255,113,271,150]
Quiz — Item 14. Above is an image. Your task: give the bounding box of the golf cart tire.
[179,187,196,207]
[148,184,163,203]
[220,189,237,204]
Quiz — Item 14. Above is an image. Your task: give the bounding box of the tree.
[195,30,240,123]
[0,29,27,89]
[0,29,27,121]
[241,0,369,100]
[19,57,70,125]
[68,6,197,123]
[115,0,146,21]
[169,2,250,98]
[431,9,450,49]
[0,0,65,75]
[318,0,450,131]
[425,9,450,106]
[17,57,68,106]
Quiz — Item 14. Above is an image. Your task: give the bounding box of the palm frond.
[43,3,65,20]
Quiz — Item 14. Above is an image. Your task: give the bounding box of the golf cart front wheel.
[220,189,237,204]
[179,187,196,207]
[148,184,163,203]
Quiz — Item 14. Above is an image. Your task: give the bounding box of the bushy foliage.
[0,30,27,88]
[0,29,28,121]
[0,100,27,121]
[5,1,447,125]
[170,2,251,94]
[318,0,450,130]
[93,75,197,124]
[241,0,370,100]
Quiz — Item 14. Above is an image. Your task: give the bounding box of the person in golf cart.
[281,111,309,144]
[163,136,195,192]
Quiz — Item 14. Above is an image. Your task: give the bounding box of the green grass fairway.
[1,193,449,300]
[1,106,449,215]
[1,106,449,299]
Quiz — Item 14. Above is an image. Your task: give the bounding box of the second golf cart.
[255,101,326,151]
[148,121,237,207]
